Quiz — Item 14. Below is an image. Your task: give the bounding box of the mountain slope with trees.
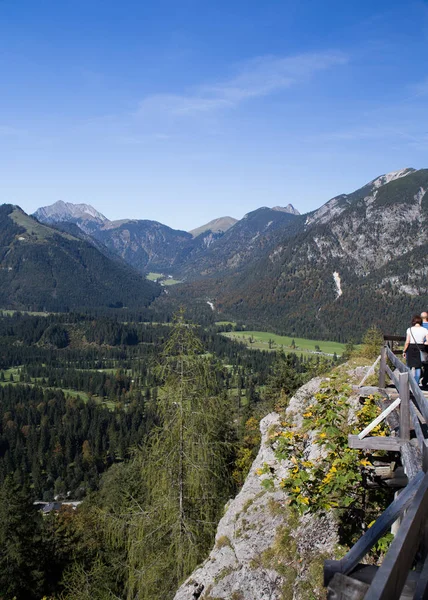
[0,205,160,311]
[30,167,428,341]
[172,168,428,340]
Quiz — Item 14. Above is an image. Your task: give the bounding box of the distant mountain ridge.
[272,204,300,215]
[178,206,302,278]
[30,168,428,341]
[33,201,302,274]
[189,216,238,238]
[0,205,160,311]
[178,167,427,340]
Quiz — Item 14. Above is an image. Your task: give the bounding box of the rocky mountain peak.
[370,168,415,189]
[33,200,109,225]
[272,203,300,215]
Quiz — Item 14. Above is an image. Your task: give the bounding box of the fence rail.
[325,341,428,599]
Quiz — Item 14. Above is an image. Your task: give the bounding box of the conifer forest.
[0,308,333,599]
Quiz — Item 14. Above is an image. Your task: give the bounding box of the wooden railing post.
[379,344,387,388]
[423,440,428,474]
[399,371,410,441]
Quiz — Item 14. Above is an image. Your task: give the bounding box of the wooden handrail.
[385,364,399,388]
[384,334,406,343]
[386,346,428,424]
[365,470,428,599]
[324,472,425,586]
[326,342,428,597]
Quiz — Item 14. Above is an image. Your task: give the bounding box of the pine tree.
[125,312,233,599]
[0,476,44,599]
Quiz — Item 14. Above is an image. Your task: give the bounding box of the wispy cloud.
[136,51,348,117]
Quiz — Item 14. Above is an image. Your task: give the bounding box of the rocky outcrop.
[173,371,367,600]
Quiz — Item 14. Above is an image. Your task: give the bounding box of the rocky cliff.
[173,365,369,600]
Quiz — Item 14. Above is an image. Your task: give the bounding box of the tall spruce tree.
[125,312,233,599]
[0,476,44,600]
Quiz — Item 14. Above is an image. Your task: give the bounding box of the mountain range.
[33,201,301,274]
[2,167,426,339]
[199,167,428,340]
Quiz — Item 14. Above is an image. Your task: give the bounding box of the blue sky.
[1,0,427,230]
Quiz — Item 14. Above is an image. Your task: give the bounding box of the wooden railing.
[324,343,428,599]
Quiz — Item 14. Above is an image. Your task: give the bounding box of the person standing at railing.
[420,312,428,388]
[403,315,428,385]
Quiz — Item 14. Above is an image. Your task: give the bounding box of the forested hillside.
[0,205,160,311]
[174,168,428,341]
[0,308,335,599]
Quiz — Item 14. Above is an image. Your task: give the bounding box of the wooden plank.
[379,346,386,388]
[415,521,428,571]
[384,335,406,343]
[353,385,389,398]
[327,573,369,600]
[386,347,408,374]
[414,547,428,599]
[413,403,427,425]
[374,465,395,478]
[401,441,422,480]
[410,403,425,450]
[408,380,428,424]
[399,372,410,441]
[385,399,400,431]
[385,364,399,388]
[371,465,407,486]
[357,398,401,440]
[416,406,427,424]
[324,471,424,586]
[349,434,403,451]
[423,440,428,474]
[364,471,428,600]
[346,564,418,599]
[359,355,381,387]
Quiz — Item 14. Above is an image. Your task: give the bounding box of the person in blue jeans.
[403,315,428,385]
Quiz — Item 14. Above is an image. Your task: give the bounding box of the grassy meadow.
[146,272,182,285]
[221,330,346,356]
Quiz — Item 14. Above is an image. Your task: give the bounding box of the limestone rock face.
[173,375,350,600]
